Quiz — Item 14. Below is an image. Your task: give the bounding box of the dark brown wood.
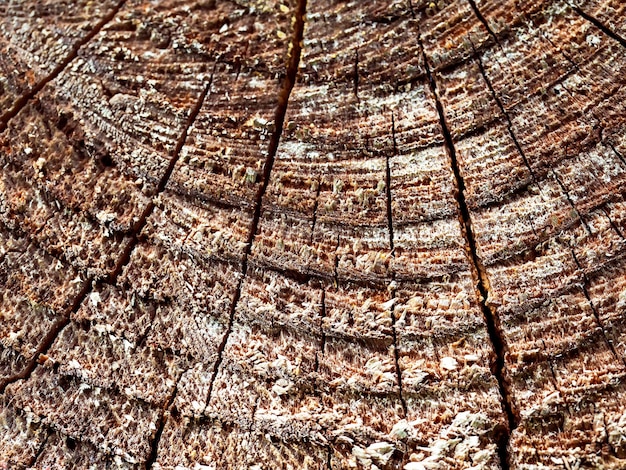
[1,0,626,468]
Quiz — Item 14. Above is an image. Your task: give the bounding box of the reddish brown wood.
[1,1,626,469]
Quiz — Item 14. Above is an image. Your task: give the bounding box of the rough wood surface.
[1,0,626,469]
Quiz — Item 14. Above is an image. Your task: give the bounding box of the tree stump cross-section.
[1,0,626,469]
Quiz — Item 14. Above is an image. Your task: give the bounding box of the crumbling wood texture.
[1,0,626,468]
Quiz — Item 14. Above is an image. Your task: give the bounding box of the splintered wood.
[1,0,626,469]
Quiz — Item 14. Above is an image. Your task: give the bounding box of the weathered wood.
[1,0,626,469]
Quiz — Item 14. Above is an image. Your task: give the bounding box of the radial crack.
[603,207,626,241]
[144,367,190,469]
[569,4,626,50]
[0,218,71,279]
[471,41,603,250]
[204,0,307,408]
[387,114,397,255]
[327,445,333,470]
[467,0,500,46]
[417,25,515,470]
[0,280,91,394]
[0,81,211,396]
[470,44,537,182]
[386,112,408,417]
[315,289,328,373]
[309,176,322,246]
[27,420,52,467]
[569,248,626,367]
[608,143,626,168]
[550,170,592,233]
[0,0,128,132]
[540,338,560,391]
[353,48,360,99]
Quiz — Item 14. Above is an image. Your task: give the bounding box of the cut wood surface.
[1,0,626,468]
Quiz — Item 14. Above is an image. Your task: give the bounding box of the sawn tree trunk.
[1,0,626,469]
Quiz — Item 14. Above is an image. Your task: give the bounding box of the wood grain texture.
[1,0,626,469]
